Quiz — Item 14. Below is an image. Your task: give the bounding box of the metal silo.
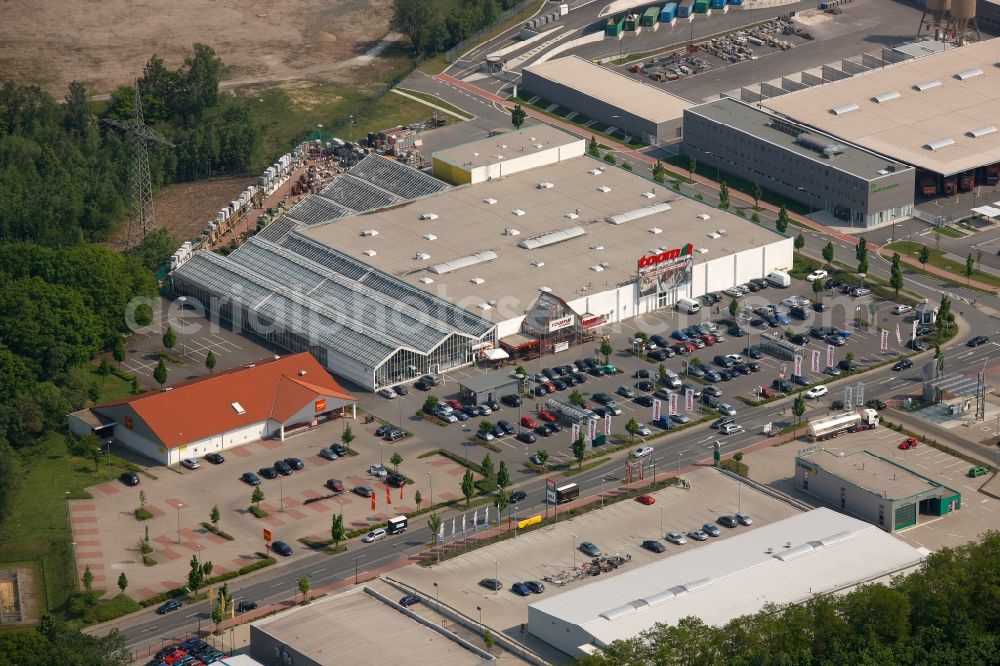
[945,0,980,44]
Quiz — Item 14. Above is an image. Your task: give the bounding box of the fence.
[446,0,539,63]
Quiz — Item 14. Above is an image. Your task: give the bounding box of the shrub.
[143,555,157,567]
[249,506,269,519]
[134,508,153,520]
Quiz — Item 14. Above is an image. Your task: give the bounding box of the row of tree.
[392,0,526,56]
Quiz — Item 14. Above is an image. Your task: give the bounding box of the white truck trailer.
[807,409,879,441]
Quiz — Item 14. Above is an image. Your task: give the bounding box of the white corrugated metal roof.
[529,508,923,650]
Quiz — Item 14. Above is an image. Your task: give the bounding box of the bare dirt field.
[0,0,394,95]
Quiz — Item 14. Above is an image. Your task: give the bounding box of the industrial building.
[67,353,356,466]
[684,98,915,228]
[522,56,693,144]
[527,508,924,658]
[250,586,491,666]
[174,125,791,390]
[762,38,1000,198]
[795,446,962,532]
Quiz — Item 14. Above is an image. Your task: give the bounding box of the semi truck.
[987,164,1000,186]
[920,174,937,197]
[807,409,879,441]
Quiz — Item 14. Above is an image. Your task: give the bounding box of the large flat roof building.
[522,56,694,144]
[763,38,1000,179]
[684,98,915,228]
[795,446,962,532]
[527,508,924,657]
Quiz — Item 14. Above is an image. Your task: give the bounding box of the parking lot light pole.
[659,506,664,536]
[176,502,183,544]
[477,605,482,628]
[600,478,605,508]
[354,554,365,584]
[633,338,642,380]
[434,581,440,609]
[380,443,384,468]
[426,472,433,507]
[279,476,284,512]
[177,296,187,356]
[493,560,499,595]
[571,533,577,569]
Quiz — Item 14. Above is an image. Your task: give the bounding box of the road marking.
[141,626,158,633]
[312,568,326,574]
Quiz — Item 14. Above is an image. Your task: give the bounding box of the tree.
[729,298,740,318]
[153,358,168,387]
[414,489,423,510]
[484,629,495,654]
[210,504,220,529]
[511,104,526,130]
[822,241,835,270]
[331,514,346,549]
[298,575,310,604]
[461,469,475,507]
[427,512,443,539]
[572,434,587,469]
[890,258,904,299]
[966,253,975,285]
[251,486,264,507]
[625,417,640,442]
[117,572,128,595]
[588,135,599,156]
[652,160,666,182]
[342,423,355,446]
[183,43,224,116]
[569,389,584,405]
[752,182,763,209]
[205,350,217,372]
[162,326,176,351]
[389,451,403,473]
[139,490,146,509]
[845,352,855,370]
[813,279,824,298]
[719,181,730,209]
[858,255,869,276]
[794,233,805,253]
[481,453,494,481]
[423,395,440,412]
[658,363,667,382]
[496,460,511,490]
[82,565,94,593]
[96,358,112,386]
[687,156,697,179]
[937,294,954,336]
[600,341,613,363]
[918,245,931,272]
[792,394,806,433]
[515,364,527,378]
[112,337,126,368]
[478,420,493,437]
[493,490,508,514]
[855,236,868,262]
[776,205,789,233]
[536,449,549,464]
[187,555,206,594]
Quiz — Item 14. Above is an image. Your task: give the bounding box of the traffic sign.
[263,528,272,543]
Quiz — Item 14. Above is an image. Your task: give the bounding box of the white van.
[676,297,701,314]
[663,370,682,389]
[766,271,791,288]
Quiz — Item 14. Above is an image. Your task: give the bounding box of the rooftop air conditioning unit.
[512,209,526,216]
[540,286,552,292]
[420,213,439,220]
[483,197,497,205]
[419,277,434,284]
[591,244,604,251]
[415,252,431,261]
[471,277,485,284]
[642,191,656,199]
[697,213,711,220]
[363,249,376,257]
[590,264,605,272]
[597,186,612,193]
[361,229,379,236]
[423,234,437,241]
[532,260,545,268]
[505,227,521,236]
[649,227,662,234]
[565,212,579,220]
[537,181,554,189]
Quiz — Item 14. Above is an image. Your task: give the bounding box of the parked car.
[399,595,421,607]
[205,453,225,465]
[501,394,521,407]
[354,486,375,497]
[258,467,278,480]
[274,460,293,476]
[805,385,828,399]
[241,472,261,486]
[635,424,652,436]
[377,388,397,399]
[867,399,887,411]
[642,539,666,553]
[284,457,304,471]
[702,523,722,537]
[387,473,406,488]
[480,579,502,591]
[744,346,762,359]
[579,541,602,557]
[319,447,338,461]
[120,471,140,486]
[666,531,687,545]
[736,512,753,526]
[518,432,537,445]
[181,458,200,470]
[898,437,918,450]
[823,366,842,377]
[968,466,990,478]
[325,479,345,493]
[271,541,293,556]
[807,269,828,282]
[538,409,558,423]
[851,287,872,297]
[511,582,533,597]
[892,304,913,315]
[718,403,737,417]
[688,529,708,541]
[717,515,739,528]
[525,580,545,594]
[635,395,654,407]
[635,494,656,505]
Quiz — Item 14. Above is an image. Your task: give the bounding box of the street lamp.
[195,543,201,562]
[354,554,365,584]
[493,560,499,595]
[426,471,433,508]
[434,581,440,609]
[379,442,384,468]
[659,506,664,536]
[336,500,343,519]
[477,605,482,628]
[176,502,184,544]
[600,477,605,508]
[571,532,577,569]
[177,296,187,357]
[633,337,642,380]
[515,373,524,433]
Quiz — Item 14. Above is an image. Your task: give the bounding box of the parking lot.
[390,465,799,659]
[72,416,471,600]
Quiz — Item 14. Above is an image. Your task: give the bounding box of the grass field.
[512,94,646,149]
[932,225,966,238]
[395,88,474,119]
[887,241,1000,289]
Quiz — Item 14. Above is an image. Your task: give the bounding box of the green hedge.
[201,522,234,540]
[134,508,153,521]
[138,556,276,607]
[249,506,269,519]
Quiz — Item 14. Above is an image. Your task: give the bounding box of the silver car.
[666,531,687,545]
[687,529,708,541]
[736,512,753,526]
[702,522,722,537]
[318,447,338,461]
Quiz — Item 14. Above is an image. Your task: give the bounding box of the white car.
[892,304,913,315]
[478,405,493,415]
[807,270,828,282]
[362,528,387,543]
[720,423,744,435]
[377,388,397,399]
[805,385,828,399]
[725,353,744,364]
[635,424,652,437]
[666,531,687,545]
[180,458,200,470]
[634,446,654,459]
[476,431,494,441]
[369,465,388,478]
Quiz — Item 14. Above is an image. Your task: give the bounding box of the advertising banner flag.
[668,392,678,415]
[896,323,902,345]
[638,460,644,480]
[880,329,889,351]
[626,460,632,482]
[794,355,802,377]
[437,522,444,544]
[827,344,835,368]
[370,493,376,511]
[472,508,478,533]
[685,388,694,412]
[811,349,821,373]
[604,415,612,436]
[653,399,662,421]
[912,320,917,341]
[571,423,580,444]
[588,416,598,442]
[461,514,466,539]
[844,387,853,409]
[386,485,392,505]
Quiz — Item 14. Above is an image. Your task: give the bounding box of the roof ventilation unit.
[504,227,521,236]
[363,249,377,257]
[500,144,507,149]
[512,209,526,216]
[591,244,604,251]
[913,80,942,91]
[415,252,431,261]
[518,226,586,249]
[589,168,602,175]
[871,90,901,104]
[483,197,497,205]
[955,68,983,80]
[537,181,554,189]
[797,133,845,157]
[477,302,493,311]
[967,125,998,138]
[420,213,439,220]
[696,213,711,220]
[924,138,955,151]
[532,260,545,268]
[649,227,662,235]
[642,191,656,199]
[428,250,498,275]
[597,186,612,193]
[361,229,379,236]
[423,233,437,241]
[565,212,579,220]
[232,402,246,415]
[606,203,671,225]
[708,231,722,239]
[470,277,485,285]
[534,143,544,149]
[697,247,709,254]
[540,286,552,292]
[830,103,860,116]
[590,264,605,272]
[419,276,434,284]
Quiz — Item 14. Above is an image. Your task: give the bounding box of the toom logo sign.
[637,243,694,272]
[548,315,575,332]
[315,399,327,412]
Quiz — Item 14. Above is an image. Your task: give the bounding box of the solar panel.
[348,154,450,199]
[286,196,353,226]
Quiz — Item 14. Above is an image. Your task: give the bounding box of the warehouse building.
[684,98,915,228]
[762,38,1000,199]
[68,353,356,466]
[527,508,924,658]
[522,56,694,144]
[175,126,791,390]
[795,446,962,532]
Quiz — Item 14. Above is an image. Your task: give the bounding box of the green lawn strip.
[200,522,234,541]
[513,94,645,148]
[91,364,135,402]
[562,457,611,477]
[933,225,966,238]
[886,241,1000,289]
[138,556,277,609]
[395,88,474,119]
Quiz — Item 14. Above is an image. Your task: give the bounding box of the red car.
[538,410,558,423]
[683,341,698,352]
[898,437,918,450]
[635,494,656,505]
[543,381,558,393]
[701,335,715,346]
[759,387,777,398]
[520,415,538,429]
[445,399,463,410]
[579,400,593,410]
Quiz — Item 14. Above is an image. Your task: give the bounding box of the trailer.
[641,6,660,28]
[387,515,408,535]
[606,14,625,37]
[694,0,710,14]
[710,0,727,10]
[547,482,580,505]
[624,12,640,31]
[807,409,879,441]
[677,0,695,17]
[661,2,678,22]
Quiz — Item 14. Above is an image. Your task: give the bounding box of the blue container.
[710,0,726,8]
[661,2,677,21]
[728,0,744,4]
[677,0,694,17]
